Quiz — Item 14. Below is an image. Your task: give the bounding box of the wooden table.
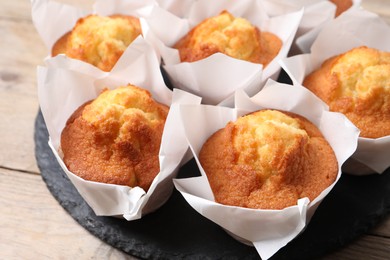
[1,0,389,259]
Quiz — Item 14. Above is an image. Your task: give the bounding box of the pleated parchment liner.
[142,0,304,105]
[281,9,390,175]
[174,80,360,260]
[37,36,201,220]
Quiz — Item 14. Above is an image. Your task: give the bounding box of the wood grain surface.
[0,0,389,259]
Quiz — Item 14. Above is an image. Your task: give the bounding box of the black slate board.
[35,109,390,260]
[34,67,390,259]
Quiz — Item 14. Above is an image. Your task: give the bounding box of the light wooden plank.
[0,18,46,173]
[0,0,33,21]
[370,216,390,238]
[321,234,390,260]
[0,0,94,21]
[0,168,136,260]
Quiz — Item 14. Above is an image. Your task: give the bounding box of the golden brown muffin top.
[52,14,141,72]
[199,110,338,210]
[61,85,169,191]
[329,0,353,17]
[233,110,309,183]
[82,85,168,129]
[303,46,390,138]
[174,10,282,65]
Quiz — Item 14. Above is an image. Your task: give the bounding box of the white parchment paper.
[31,0,158,59]
[258,0,362,54]
[174,80,359,260]
[261,0,334,55]
[295,0,362,54]
[280,9,390,175]
[37,36,201,220]
[142,0,303,105]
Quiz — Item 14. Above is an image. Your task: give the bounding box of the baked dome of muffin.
[199,109,338,210]
[173,10,282,66]
[52,14,141,72]
[61,84,169,191]
[303,46,390,138]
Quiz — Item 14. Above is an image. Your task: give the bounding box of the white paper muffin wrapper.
[31,0,159,60]
[174,80,359,260]
[280,9,390,175]
[142,0,303,105]
[36,36,201,220]
[258,0,362,54]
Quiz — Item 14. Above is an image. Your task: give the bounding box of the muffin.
[199,109,338,210]
[329,0,353,17]
[52,14,141,72]
[61,84,169,191]
[303,46,390,138]
[173,10,282,66]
